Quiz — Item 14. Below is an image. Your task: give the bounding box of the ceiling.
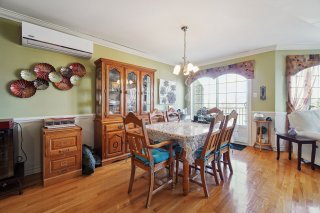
[1,0,320,65]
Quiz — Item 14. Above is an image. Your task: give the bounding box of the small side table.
[276,133,317,171]
[254,120,272,151]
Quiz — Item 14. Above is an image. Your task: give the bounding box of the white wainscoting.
[250,111,287,151]
[13,114,95,176]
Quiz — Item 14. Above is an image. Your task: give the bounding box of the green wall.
[200,51,276,112]
[0,18,185,119]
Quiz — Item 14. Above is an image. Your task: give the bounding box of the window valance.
[185,60,255,86]
[286,54,320,77]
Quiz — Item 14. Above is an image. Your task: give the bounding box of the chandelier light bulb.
[173,65,181,75]
[193,66,199,73]
[187,63,194,72]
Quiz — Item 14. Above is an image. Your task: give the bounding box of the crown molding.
[198,45,277,67]
[276,44,320,51]
[0,7,175,65]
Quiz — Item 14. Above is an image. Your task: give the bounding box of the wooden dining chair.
[148,109,166,124]
[217,110,238,175]
[165,111,180,122]
[175,111,225,197]
[207,107,223,115]
[123,112,175,208]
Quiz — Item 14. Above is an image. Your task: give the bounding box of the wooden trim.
[95,58,156,72]
[43,170,82,187]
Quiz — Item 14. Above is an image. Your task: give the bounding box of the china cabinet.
[94,58,155,165]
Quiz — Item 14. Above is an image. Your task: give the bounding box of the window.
[290,65,320,109]
[191,74,248,125]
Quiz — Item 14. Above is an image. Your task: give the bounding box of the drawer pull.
[59,148,70,153]
[60,169,68,173]
[61,161,68,167]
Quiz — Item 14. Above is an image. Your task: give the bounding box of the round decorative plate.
[34,78,49,90]
[70,75,81,86]
[69,63,86,77]
[49,71,63,83]
[54,76,73,90]
[10,79,36,98]
[21,70,37,81]
[60,67,72,78]
[34,63,55,81]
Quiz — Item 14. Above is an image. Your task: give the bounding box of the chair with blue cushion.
[175,111,225,197]
[218,110,238,175]
[123,112,175,208]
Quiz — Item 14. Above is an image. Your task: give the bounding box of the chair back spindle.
[166,111,180,122]
[148,109,166,124]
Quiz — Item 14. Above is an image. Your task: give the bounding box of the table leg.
[311,142,316,170]
[297,143,302,171]
[182,151,189,196]
[277,136,280,160]
[288,140,292,160]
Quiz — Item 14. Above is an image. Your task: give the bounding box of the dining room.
[1,0,320,212]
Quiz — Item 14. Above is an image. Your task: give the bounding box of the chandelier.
[173,26,199,76]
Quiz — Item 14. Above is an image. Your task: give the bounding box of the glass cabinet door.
[141,74,151,113]
[108,68,122,115]
[126,71,138,114]
[96,67,102,117]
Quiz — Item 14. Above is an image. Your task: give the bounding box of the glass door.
[96,67,102,117]
[125,69,139,115]
[140,72,153,114]
[107,67,123,116]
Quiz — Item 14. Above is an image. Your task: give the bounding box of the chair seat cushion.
[175,145,218,160]
[195,147,218,159]
[135,148,175,165]
[219,143,230,151]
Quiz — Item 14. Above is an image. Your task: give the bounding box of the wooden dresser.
[94,58,155,165]
[42,126,82,186]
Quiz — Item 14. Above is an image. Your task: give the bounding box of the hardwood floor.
[1,147,320,213]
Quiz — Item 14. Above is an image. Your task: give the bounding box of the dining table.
[146,120,210,195]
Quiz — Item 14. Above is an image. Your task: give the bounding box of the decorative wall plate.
[70,75,81,86]
[10,79,36,98]
[34,78,49,90]
[69,63,86,77]
[21,70,37,81]
[34,63,55,81]
[49,71,63,83]
[60,67,73,78]
[54,76,73,90]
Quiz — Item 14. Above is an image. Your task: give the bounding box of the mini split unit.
[21,22,93,58]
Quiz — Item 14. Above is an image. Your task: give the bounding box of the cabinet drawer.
[51,156,76,171]
[45,132,80,157]
[106,123,124,131]
[45,154,81,178]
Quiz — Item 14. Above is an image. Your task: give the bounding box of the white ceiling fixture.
[173,26,199,76]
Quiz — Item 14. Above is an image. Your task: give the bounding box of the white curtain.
[288,66,317,112]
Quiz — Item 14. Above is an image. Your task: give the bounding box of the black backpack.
[82,144,96,175]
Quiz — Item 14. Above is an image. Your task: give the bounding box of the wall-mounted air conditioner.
[21,22,93,58]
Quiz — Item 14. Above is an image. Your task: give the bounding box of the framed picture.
[159,79,177,105]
